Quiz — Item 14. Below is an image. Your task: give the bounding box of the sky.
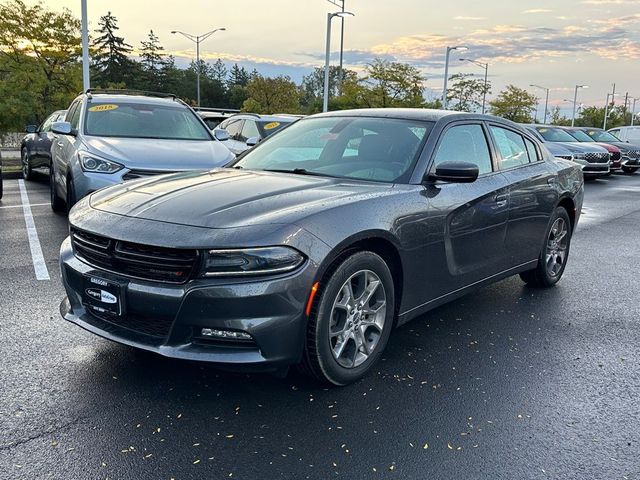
[45,0,640,115]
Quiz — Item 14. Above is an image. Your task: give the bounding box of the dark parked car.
[21,109,67,180]
[562,127,622,171]
[195,107,240,130]
[59,109,584,385]
[575,127,640,174]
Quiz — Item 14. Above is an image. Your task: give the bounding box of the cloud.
[582,0,640,4]
[523,8,554,13]
[454,16,486,21]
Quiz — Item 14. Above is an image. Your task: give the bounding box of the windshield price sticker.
[264,122,281,130]
[89,104,119,112]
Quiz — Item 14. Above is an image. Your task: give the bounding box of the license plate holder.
[82,275,126,317]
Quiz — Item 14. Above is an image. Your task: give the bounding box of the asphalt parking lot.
[1,173,640,480]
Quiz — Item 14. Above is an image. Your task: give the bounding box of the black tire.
[50,166,65,212]
[302,251,395,386]
[66,176,77,213]
[622,166,638,174]
[520,207,572,288]
[21,148,33,181]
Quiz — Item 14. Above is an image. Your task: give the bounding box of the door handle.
[494,194,508,206]
[57,142,64,147]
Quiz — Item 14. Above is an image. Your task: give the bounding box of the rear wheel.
[520,207,572,288]
[21,148,33,181]
[50,166,65,212]
[302,251,395,386]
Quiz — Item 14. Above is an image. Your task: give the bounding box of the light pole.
[571,84,588,127]
[530,84,550,124]
[459,58,489,114]
[323,11,354,112]
[442,46,468,109]
[81,0,90,91]
[631,98,638,126]
[603,87,619,130]
[327,0,347,94]
[171,28,226,106]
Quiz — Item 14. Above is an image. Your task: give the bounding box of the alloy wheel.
[545,217,569,278]
[329,269,387,368]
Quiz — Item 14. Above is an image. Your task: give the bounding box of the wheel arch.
[556,195,576,231]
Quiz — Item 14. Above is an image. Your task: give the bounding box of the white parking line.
[0,203,49,210]
[18,180,50,281]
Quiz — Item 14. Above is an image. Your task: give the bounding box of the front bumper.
[59,237,316,371]
[621,156,640,169]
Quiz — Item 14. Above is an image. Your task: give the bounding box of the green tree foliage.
[0,0,82,130]
[242,74,300,114]
[299,65,358,112]
[139,30,165,91]
[92,11,137,86]
[489,85,538,123]
[446,73,491,112]
[360,59,425,108]
[549,106,571,126]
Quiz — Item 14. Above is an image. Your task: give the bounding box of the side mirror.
[214,129,230,142]
[51,121,74,136]
[246,136,259,147]
[25,125,38,134]
[428,161,480,183]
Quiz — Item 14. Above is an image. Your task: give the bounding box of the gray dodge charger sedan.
[59,109,584,385]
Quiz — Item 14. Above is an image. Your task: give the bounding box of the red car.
[564,127,622,171]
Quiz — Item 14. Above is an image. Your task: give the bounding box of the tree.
[139,30,166,91]
[549,106,570,126]
[0,0,82,130]
[300,66,358,113]
[446,73,491,112]
[92,11,136,86]
[228,64,250,88]
[360,59,425,108]
[489,85,538,123]
[242,74,299,114]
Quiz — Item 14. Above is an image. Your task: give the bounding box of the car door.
[488,124,557,266]
[52,101,81,194]
[424,122,510,292]
[33,113,58,168]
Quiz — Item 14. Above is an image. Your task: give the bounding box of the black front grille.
[626,150,640,159]
[88,310,174,338]
[611,151,621,161]
[557,155,573,161]
[583,152,610,164]
[122,169,176,181]
[71,229,200,284]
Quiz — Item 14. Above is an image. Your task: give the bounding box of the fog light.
[201,328,252,341]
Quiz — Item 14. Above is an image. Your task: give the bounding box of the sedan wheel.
[50,166,65,212]
[302,251,395,385]
[520,207,572,288]
[22,149,33,181]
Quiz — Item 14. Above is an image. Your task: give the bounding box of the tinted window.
[258,120,292,138]
[69,103,82,130]
[588,130,621,142]
[84,102,211,140]
[433,124,492,175]
[241,120,260,141]
[568,130,594,142]
[525,138,540,162]
[235,116,433,183]
[65,101,80,124]
[536,127,577,142]
[490,126,529,169]
[40,112,58,132]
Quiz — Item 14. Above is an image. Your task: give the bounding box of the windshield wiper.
[263,168,336,178]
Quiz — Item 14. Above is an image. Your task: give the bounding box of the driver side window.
[433,124,493,175]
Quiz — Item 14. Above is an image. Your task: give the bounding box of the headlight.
[202,246,305,277]
[79,152,123,174]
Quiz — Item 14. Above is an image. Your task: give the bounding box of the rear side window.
[241,120,260,141]
[224,120,243,139]
[490,126,530,169]
[433,124,493,175]
[525,138,540,162]
[65,101,80,124]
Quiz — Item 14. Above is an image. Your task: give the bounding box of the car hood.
[82,136,233,170]
[89,168,397,229]
[550,142,608,154]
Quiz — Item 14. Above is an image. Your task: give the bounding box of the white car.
[608,126,640,144]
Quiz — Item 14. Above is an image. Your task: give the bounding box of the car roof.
[227,113,297,122]
[84,93,181,106]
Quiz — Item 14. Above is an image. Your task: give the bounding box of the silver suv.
[50,90,234,212]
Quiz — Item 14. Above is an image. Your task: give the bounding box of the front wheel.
[302,251,395,386]
[520,207,572,288]
[21,148,33,181]
[50,166,65,212]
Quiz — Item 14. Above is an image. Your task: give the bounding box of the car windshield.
[568,130,595,142]
[258,120,294,138]
[234,116,433,183]
[536,127,577,143]
[587,130,621,142]
[84,102,212,140]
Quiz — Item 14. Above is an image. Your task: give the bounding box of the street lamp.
[571,84,588,127]
[81,0,90,91]
[323,11,354,112]
[442,45,468,109]
[327,0,347,94]
[603,91,620,130]
[631,97,638,126]
[171,28,226,107]
[530,84,550,124]
[459,58,489,114]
